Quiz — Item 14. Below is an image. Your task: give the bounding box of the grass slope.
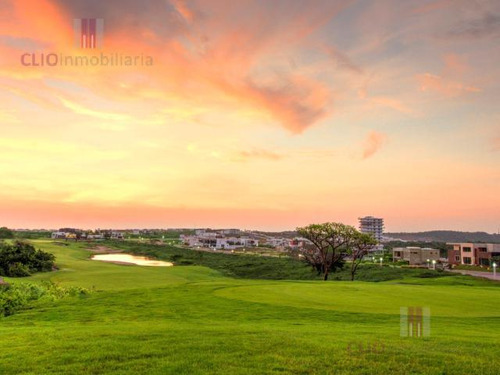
[0,240,499,375]
[101,240,454,282]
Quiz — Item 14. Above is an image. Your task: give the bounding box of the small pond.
[91,254,173,267]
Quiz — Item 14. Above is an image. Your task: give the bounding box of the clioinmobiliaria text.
[21,52,154,67]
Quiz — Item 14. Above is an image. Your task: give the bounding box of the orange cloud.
[1,0,71,48]
[362,131,386,160]
[172,0,195,23]
[240,77,331,134]
[21,0,346,134]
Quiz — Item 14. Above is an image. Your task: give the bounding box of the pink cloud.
[172,0,195,23]
[0,0,352,135]
[417,54,480,98]
[362,131,386,160]
[417,73,480,97]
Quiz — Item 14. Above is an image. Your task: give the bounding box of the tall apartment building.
[447,243,500,266]
[358,216,384,242]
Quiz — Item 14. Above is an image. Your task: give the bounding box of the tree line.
[0,227,14,239]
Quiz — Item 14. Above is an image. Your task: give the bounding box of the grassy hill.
[386,230,500,243]
[0,240,499,374]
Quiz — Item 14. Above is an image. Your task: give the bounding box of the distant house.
[51,231,67,239]
[111,231,124,240]
[216,237,258,250]
[447,243,500,266]
[182,233,259,250]
[220,229,241,235]
[87,234,104,240]
[393,247,440,265]
[266,238,289,248]
[51,230,80,240]
[288,238,311,250]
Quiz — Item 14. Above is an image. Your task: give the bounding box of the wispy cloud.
[369,96,416,115]
[444,12,500,39]
[361,131,386,160]
[417,73,480,97]
[234,148,284,162]
[59,97,131,121]
[324,46,364,75]
[411,0,453,15]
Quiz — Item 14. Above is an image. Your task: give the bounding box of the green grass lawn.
[1,240,499,374]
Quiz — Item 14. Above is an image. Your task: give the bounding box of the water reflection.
[92,254,173,267]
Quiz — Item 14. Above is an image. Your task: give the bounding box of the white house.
[51,231,67,239]
[182,233,258,250]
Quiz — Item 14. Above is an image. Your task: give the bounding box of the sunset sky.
[0,0,499,231]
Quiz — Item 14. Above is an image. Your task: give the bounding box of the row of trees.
[0,241,55,277]
[0,227,14,239]
[297,222,377,281]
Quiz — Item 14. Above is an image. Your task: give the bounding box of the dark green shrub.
[0,282,90,317]
[0,241,55,277]
[7,263,31,277]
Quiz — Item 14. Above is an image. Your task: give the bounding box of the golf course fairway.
[1,240,499,375]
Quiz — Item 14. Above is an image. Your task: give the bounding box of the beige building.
[393,247,440,265]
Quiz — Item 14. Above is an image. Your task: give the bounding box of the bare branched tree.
[347,232,377,281]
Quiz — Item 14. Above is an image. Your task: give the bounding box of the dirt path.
[449,269,499,281]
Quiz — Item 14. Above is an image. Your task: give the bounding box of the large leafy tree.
[297,223,358,280]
